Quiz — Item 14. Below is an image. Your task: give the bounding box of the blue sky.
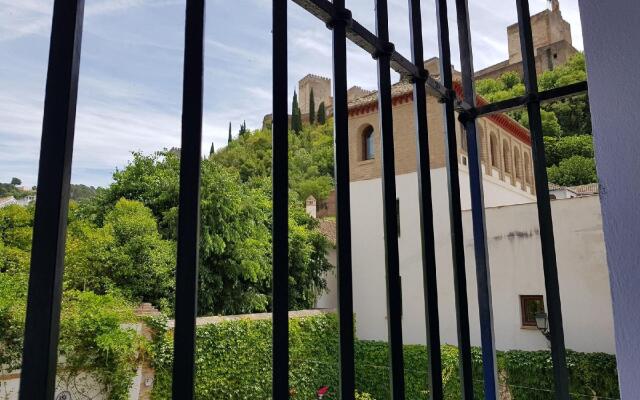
[0,0,583,188]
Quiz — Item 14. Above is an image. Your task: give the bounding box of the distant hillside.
[213,120,335,202]
[69,184,98,202]
[0,182,33,199]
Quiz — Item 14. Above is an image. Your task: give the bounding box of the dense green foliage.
[69,183,98,201]
[149,313,619,400]
[0,270,143,399]
[543,135,597,186]
[476,53,597,185]
[214,120,335,202]
[80,150,332,315]
[476,53,590,138]
[547,155,597,186]
[66,199,176,309]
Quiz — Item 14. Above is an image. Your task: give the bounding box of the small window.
[520,295,545,327]
[362,125,375,160]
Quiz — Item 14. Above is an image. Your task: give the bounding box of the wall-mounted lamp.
[535,311,552,341]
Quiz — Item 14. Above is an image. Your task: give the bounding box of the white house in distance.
[313,2,614,354]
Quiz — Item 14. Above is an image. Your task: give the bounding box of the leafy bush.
[148,313,619,400]
[0,273,144,400]
[547,155,597,186]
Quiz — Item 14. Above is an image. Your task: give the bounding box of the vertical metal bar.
[19,1,85,398]
[453,0,499,398]
[515,0,570,398]
[434,0,475,398]
[171,0,205,398]
[407,1,443,399]
[373,1,405,398]
[329,2,355,399]
[272,0,289,398]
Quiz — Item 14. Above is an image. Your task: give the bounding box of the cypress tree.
[209,141,215,157]
[228,122,232,144]
[239,120,248,136]
[309,88,315,125]
[317,102,326,125]
[291,90,302,133]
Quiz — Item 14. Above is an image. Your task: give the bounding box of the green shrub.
[149,313,619,400]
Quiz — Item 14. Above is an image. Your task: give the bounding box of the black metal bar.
[454,0,499,398]
[272,0,289,398]
[473,81,588,117]
[373,0,405,398]
[434,0,475,398]
[171,1,205,398]
[407,1,443,399]
[329,1,356,399]
[515,0,570,398]
[19,1,85,398]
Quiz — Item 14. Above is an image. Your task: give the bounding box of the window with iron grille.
[520,295,545,327]
[13,0,591,399]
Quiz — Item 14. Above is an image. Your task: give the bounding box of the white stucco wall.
[344,170,614,353]
[579,0,640,397]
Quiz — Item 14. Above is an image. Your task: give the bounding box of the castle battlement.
[299,73,331,83]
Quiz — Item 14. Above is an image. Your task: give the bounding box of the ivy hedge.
[149,313,619,399]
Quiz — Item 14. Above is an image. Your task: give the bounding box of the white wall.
[579,1,640,398]
[346,170,615,353]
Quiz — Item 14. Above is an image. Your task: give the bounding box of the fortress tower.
[298,74,332,116]
[475,0,576,80]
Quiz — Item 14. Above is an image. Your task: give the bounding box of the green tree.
[65,199,176,310]
[543,135,594,167]
[291,90,302,134]
[239,120,249,137]
[214,119,335,201]
[83,150,332,315]
[228,123,233,144]
[317,101,326,125]
[10,178,21,186]
[477,53,591,137]
[309,88,316,125]
[0,205,33,273]
[209,141,215,157]
[547,155,597,186]
[69,184,97,202]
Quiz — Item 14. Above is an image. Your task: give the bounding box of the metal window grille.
[17,0,588,399]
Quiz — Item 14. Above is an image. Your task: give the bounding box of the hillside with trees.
[214,118,335,202]
[476,53,597,186]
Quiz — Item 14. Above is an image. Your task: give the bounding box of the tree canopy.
[476,53,597,186]
[79,150,332,315]
[214,119,335,202]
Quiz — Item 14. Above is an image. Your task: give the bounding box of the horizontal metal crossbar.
[473,81,589,117]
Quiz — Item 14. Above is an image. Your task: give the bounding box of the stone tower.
[298,74,332,116]
[506,0,573,67]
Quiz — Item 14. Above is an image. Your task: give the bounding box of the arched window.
[362,125,375,160]
[503,140,512,174]
[459,122,467,151]
[524,152,532,184]
[490,133,500,168]
[478,124,487,162]
[514,148,523,180]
